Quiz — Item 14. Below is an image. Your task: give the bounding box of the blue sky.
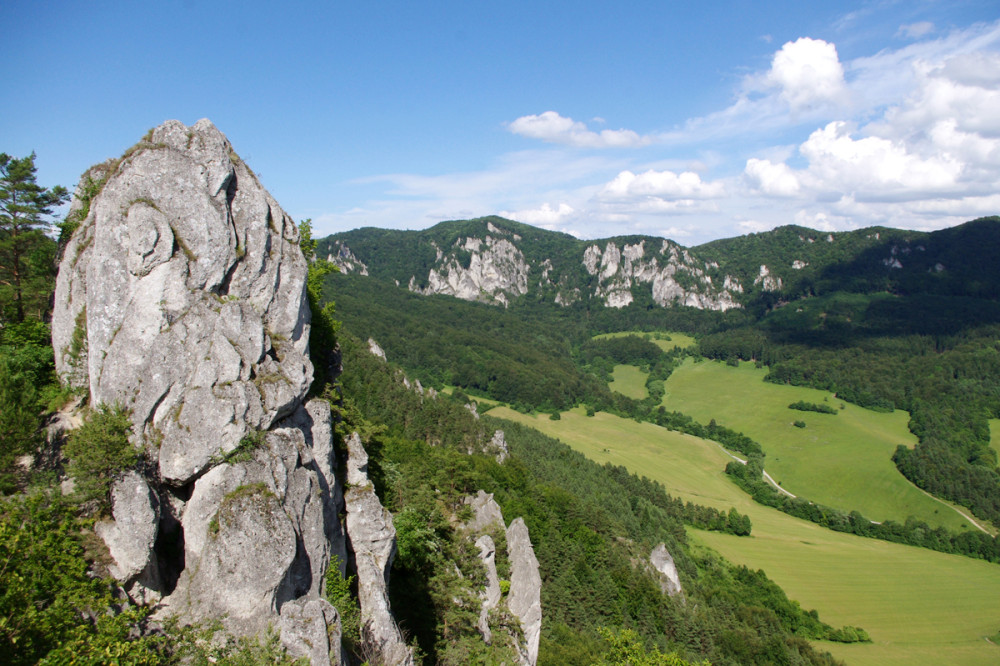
[3,1,998,245]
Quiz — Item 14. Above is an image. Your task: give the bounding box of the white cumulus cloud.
[598,169,725,201]
[507,111,653,148]
[800,121,962,196]
[499,202,575,226]
[766,37,848,111]
[743,158,801,196]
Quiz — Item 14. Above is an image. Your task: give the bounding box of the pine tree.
[0,153,69,323]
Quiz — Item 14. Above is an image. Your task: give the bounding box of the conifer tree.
[0,153,68,323]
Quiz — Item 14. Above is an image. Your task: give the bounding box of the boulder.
[279,598,345,666]
[95,470,162,604]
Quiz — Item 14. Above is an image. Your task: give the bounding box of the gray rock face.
[474,534,502,644]
[583,240,741,310]
[167,402,346,639]
[326,240,369,276]
[344,432,414,665]
[409,232,531,307]
[650,543,683,598]
[490,429,509,464]
[95,471,162,604]
[367,338,387,361]
[461,491,542,665]
[53,121,346,660]
[280,598,345,666]
[464,489,505,533]
[506,518,542,666]
[53,119,312,485]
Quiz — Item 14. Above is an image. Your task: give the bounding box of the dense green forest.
[334,333,863,664]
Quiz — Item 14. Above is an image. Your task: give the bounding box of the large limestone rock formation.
[582,239,742,310]
[53,118,311,485]
[409,228,531,307]
[52,120,347,663]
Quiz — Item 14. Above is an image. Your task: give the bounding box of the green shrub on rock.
[64,405,137,511]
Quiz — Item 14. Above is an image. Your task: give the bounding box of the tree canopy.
[0,152,68,323]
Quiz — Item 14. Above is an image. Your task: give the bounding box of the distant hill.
[319,215,1000,312]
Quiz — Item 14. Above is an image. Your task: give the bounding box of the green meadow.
[609,364,649,399]
[593,330,697,351]
[661,358,979,532]
[487,406,1000,666]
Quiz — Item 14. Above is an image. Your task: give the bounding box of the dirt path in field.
[717,441,993,533]
[715,445,796,498]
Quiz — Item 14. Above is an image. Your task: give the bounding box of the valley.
[487,406,1000,665]
[661,358,977,532]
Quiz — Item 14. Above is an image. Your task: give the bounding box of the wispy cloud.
[897,22,935,39]
[506,111,654,148]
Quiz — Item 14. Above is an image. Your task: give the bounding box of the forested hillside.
[322,216,1000,535]
[334,333,862,664]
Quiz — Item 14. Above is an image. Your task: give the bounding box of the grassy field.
[487,406,1000,666]
[990,419,1000,462]
[609,364,649,399]
[441,385,502,408]
[661,358,977,532]
[593,330,697,351]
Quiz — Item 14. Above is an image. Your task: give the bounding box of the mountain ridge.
[319,215,1000,312]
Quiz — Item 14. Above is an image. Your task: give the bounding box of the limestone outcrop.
[462,490,542,666]
[506,518,542,666]
[344,433,415,665]
[53,118,312,485]
[582,240,742,310]
[53,120,346,663]
[474,534,503,643]
[409,231,531,307]
[650,542,684,599]
[490,429,509,464]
